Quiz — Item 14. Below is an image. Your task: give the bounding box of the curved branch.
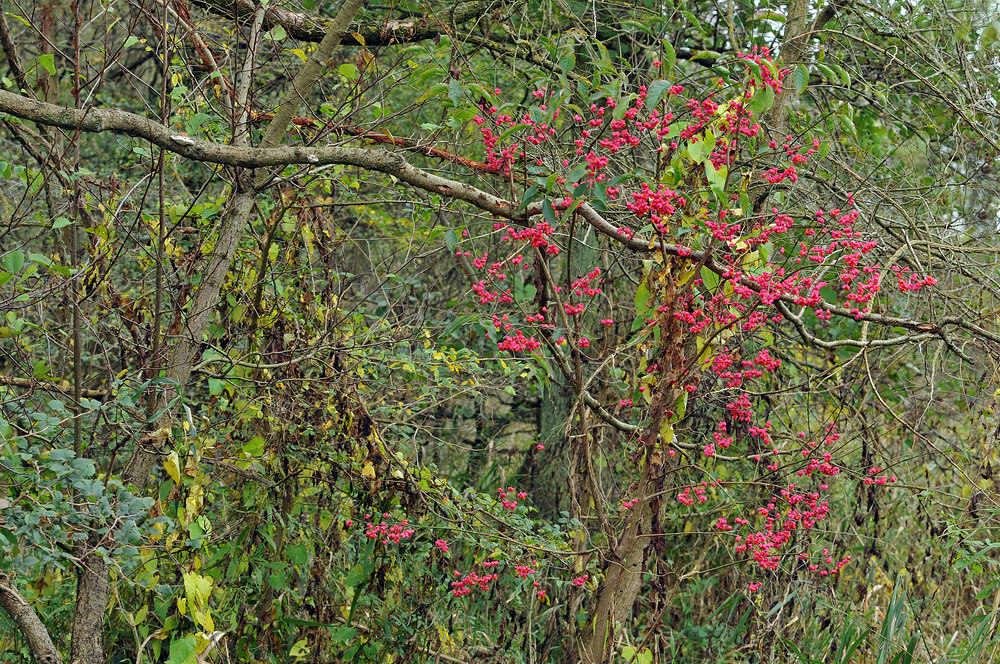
[0,571,62,664]
[0,88,990,345]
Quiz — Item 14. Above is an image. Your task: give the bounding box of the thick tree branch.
[0,571,62,664]
[190,0,485,46]
[0,88,987,346]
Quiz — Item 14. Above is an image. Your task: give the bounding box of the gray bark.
[0,571,62,664]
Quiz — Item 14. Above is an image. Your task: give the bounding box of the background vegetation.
[1,0,1000,661]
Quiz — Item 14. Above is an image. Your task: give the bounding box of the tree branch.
[0,88,988,345]
[0,571,62,664]
[189,0,485,46]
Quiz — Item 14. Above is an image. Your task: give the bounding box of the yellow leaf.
[185,484,204,519]
[183,571,213,611]
[165,451,181,485]
[350,31,365,46]
[192,609,214,633]
[290,48,308,62]
[290,639,311,658]
[660,421,675,447]
[361,460,376,479]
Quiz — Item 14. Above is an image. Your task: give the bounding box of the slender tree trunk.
[579,263,686,663]
[579,466,653,663]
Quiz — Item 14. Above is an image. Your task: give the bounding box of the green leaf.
[749,84,774,115]
[448,78,463,107]
[632,280,651,331]
[622,646,653,664]
[38,54,55,76]
[838,114,857,137]
[644,79,672,110]
[445,229,458,252]
[268,570,287,591]
[688,138,704,163]
[558,53,575,75]
[166,637,198,664]
[519,184,539,212]
[242,436,265,456]
[183,571,213,610]
[265,25,287,41]
[830,63,851,87]
[289,639,311,658]
[345,564,367,587]
[287,542,310,566]
[52,217,71,230]
[542,198,556,225]
[793,65,809,94]
[2,251,24,274]
[331,627,357,643]
[673,391,687,420]
[705,160,727,197]
[814,62,837,84]
[338,63,359,81]
[123,35,140,49]
[701,266,720,292]
[661,40,676,76]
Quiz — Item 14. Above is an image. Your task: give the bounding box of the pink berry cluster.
[677,480,719,505]
[514,563,537,579]
[446,48,940,593]
[863,466,898,486]
[364,515,415,545]
[734,481,834,571]
[451,570,499,597]
[497,486,528,511]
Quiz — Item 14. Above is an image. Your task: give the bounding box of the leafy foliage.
[1,0,1000,662]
